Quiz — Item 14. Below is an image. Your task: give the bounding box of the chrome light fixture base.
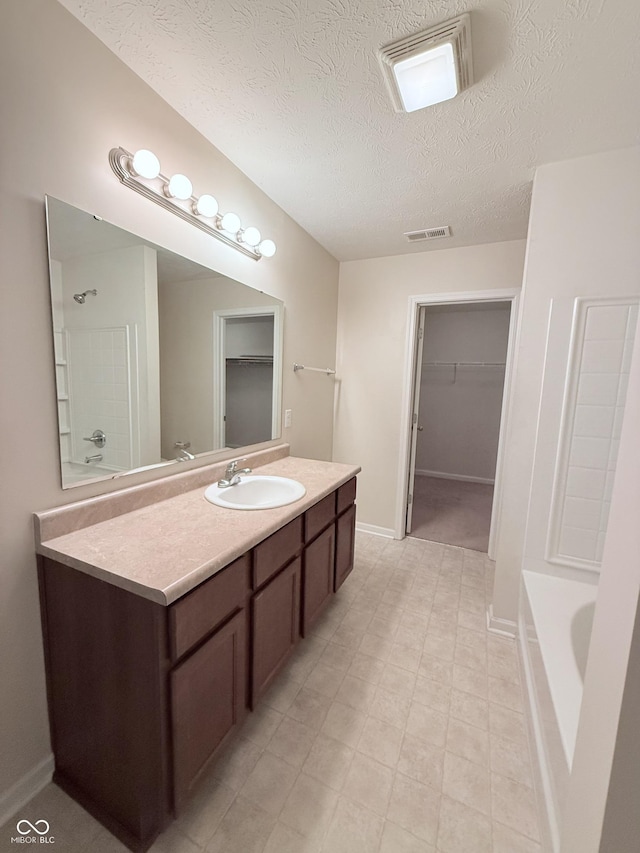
[109,147,266,260]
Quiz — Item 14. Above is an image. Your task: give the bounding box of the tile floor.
[1,533,542,853]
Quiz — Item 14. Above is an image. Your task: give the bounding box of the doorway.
[398,290,519,557]
[213,305,283,449]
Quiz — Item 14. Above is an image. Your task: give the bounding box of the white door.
[406,307,426,534]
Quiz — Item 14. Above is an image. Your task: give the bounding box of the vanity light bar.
[108,147,277,261]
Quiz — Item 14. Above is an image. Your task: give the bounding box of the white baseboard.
[0,753,54,828]
[415,469,495,485]
[355,522,396,539]
[486,604,517,638]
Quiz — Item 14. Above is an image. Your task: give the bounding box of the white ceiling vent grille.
[378,14,473,112]
[404,226,452,242]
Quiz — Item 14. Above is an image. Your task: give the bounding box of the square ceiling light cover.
[379,14,473,112]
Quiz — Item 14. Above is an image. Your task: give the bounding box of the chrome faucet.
[176,448,195,461]
[217,458,252,487]
[175,441,195,461]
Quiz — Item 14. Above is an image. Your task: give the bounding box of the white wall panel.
[548,300,637,569]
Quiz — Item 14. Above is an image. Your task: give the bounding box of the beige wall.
[492,146,640,623]
[333,241,526,532]
[0,0,338,811]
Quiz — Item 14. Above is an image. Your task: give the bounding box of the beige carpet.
[408,475,494,552]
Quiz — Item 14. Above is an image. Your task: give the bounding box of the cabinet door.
[335,504,356,591]
[251,557,301,707]
[171,609,246,811]
[302,524,335,636]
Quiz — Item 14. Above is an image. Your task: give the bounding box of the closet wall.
[417,303,511,482]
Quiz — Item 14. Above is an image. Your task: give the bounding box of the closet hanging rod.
[293,362,336,375]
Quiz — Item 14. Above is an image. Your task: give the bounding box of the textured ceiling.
[59,0,640,261]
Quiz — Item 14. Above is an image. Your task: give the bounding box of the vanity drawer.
[169,554,251,661]
[253,517,303,589]
[304,492,336,542]
[337,477,357,514]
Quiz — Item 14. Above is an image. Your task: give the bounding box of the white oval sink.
[204,475,306,510]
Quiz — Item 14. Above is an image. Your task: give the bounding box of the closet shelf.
[423,361,506,383]
[423,361,505,367]
[226,356,273,366]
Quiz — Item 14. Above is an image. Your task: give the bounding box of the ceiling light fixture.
[378,13,473,113]
[109,147,277,260]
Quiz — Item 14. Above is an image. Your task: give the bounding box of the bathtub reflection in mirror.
[45,196,283,488]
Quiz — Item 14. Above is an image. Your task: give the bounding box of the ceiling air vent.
[378,14,473,112]
[404,226,452,242]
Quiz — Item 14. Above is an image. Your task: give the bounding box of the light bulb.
[220,212,241,234]
[258,239,276,258]
[194,194,218,217]
[166,174,193,200]
[241,226,261,247]
[131,149,160,179]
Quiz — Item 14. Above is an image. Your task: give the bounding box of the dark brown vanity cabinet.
[302,519,336,635]
[168,553,251,810]
[37,477,356,852]
[335,502,356,591]
[251,517,303,705]
[335,476,357,591]
[171,610,247,810]
[251,556,301,705]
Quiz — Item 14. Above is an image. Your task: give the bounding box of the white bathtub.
[61,461,115,486]
[519,570,598,852]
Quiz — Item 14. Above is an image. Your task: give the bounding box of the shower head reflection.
[73,289,98,304]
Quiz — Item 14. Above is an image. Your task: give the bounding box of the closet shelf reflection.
[423,361,505,367]
[226,356,273,366]
[422,361,506,382]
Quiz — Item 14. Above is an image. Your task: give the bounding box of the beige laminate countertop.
[36,455,360,605]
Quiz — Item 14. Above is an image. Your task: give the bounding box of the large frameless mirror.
[45,196,283,488]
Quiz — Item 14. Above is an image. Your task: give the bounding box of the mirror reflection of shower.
[73,289,97,304]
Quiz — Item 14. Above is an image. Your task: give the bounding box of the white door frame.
[395,289,520,559]
[406,306,426,534]
[212,304,283,450]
